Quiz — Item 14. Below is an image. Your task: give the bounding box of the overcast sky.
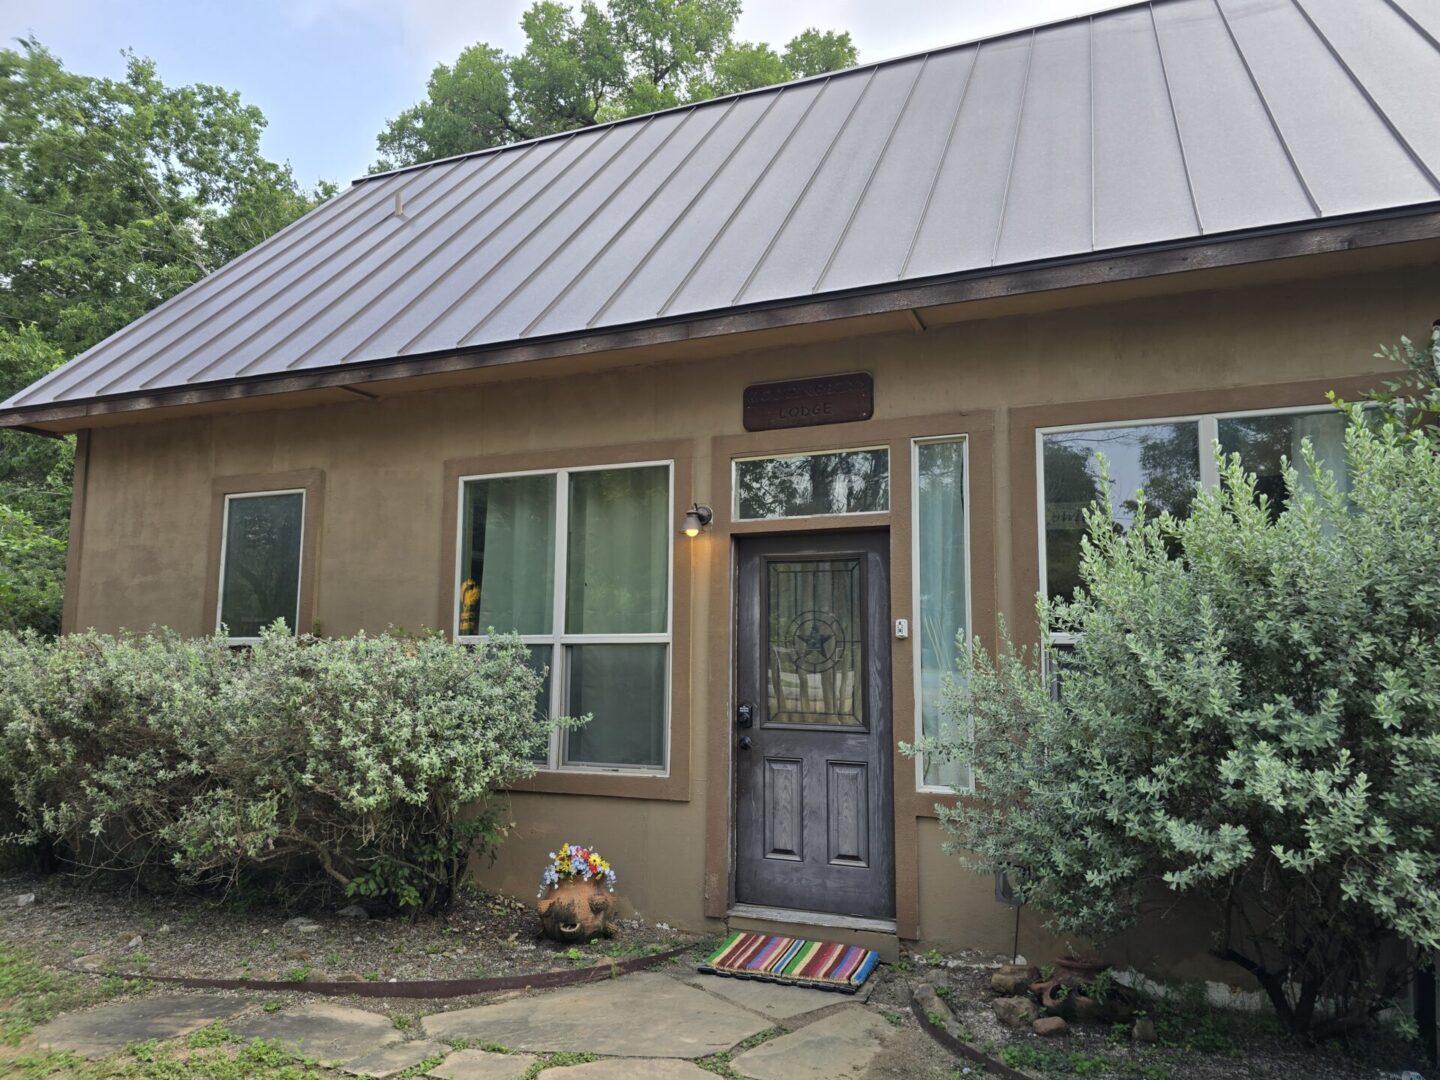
[0,0,1129,186]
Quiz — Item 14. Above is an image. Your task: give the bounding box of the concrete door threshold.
[726,903,899,962]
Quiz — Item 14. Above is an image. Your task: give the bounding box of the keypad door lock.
[736,702,755,728]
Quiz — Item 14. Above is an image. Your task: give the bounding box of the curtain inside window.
[1218,411,1349,520]
[565,466,668,634]
[461,474,555,635]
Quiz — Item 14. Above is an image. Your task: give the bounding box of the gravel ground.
[0,870,705,987]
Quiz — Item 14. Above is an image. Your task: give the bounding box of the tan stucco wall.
[67,257,1440,972]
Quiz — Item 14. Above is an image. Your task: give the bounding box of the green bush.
[908,403,1440,1039]
[0,625,577,913]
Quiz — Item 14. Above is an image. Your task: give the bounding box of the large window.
[1038,406,1348,615]
[456,461,672,773]
[734,447,889,520]
[913,436,970,792]
[217,491,305,642]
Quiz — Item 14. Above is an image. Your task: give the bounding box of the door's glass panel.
[1218,411,1348,521]
[765,558,866,727]
[459,474,556,636]
[1042,422,1199,604]
[564,644,667,768]
[916,439,969,789]
[566,466,669,634]
[219,493,303,639]
[735,448,889,520]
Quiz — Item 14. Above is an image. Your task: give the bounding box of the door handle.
[736,702,755,728]
[738,735,753,751]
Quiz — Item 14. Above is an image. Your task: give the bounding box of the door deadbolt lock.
[736,702,755,728]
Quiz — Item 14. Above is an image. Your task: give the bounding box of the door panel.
[734,530,895,919]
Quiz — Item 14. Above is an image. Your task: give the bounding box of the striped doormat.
[698,932,880,993]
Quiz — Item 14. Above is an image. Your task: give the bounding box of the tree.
[0,40,328,633]
[908,370,1440,1039]
[374,2,857,170]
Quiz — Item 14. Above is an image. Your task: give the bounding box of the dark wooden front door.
[733,531,895,919]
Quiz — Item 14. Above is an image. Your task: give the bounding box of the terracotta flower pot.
[537,878,615,943]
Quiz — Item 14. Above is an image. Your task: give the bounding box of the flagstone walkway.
[31,969,899,1079]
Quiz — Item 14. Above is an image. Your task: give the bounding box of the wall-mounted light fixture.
[681,503,713,537]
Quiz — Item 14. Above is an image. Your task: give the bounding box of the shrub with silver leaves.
[909,403,1440,1039]
[0,626,579,913]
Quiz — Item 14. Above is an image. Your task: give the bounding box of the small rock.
[991,971,1031,995]
[336,903,369,920]
[993,996,1039,1027]
[284,916,321,934]
[14,893,35,908]
[923,969,950,989]
[1034,1016,1069,1037]
[74,954,107,973]
[126,935,143,950]
[914,983,953,1024]
[1132,1017,1157,1043]
[157,924,171,934]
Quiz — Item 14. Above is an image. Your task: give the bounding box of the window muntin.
[217,491,304,642]
[455,461,673,775]
[1038,405,1345,622]
[733,447,889,520]
[913,436,972,792]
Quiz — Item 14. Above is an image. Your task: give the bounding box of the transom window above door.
[1038,407,1348,608]
[733,447,889,520]
[455,461,673,774]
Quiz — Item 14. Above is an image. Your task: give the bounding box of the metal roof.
[7,0,1440,415]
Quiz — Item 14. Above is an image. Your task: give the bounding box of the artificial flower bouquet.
[537,842,618,898]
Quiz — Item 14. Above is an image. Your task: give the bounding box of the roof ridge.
[353,0,1150,186]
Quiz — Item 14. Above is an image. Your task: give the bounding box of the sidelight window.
[912,436,971,792]
[456,461,672,773]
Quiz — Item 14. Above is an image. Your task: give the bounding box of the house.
[3,0,1439,972]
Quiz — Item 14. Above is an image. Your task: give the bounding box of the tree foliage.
[375,2,857,169]
[0,625,582,912]
[0,40,326,634]
[910,378,1440,1038]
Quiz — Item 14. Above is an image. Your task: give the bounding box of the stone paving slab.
[545,1060,714,1079]
[32,994,250,1059]
[683,972,873,1018]
[732,1006,893,1080]
[341,1038,450,1078]
[231,1000,404,1066]
[421,973,769,1059]
[428,1048,537,1079]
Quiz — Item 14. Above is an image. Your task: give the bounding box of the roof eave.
[5,203,1440,432]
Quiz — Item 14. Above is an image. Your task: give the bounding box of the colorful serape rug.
[698,932,880,993]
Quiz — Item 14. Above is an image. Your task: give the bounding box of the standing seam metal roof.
[8,0,1440,411]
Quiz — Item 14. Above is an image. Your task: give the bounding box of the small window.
[1041,422,1200,605]
[456,462,672,774]
[217,491,304,641]
[914,437,971,791]
[1218,410,1349,520]
[733,447,889,520]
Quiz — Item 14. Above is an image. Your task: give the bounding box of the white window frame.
[731,445,891,521]
[1035,403,1339,646]
[453,459,675,776]
[216,489,306,645]
[911,435,974,794]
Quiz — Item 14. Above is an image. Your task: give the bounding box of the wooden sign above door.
[742,372,874,432]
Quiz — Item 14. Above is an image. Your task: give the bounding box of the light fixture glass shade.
[681,503,713,537]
